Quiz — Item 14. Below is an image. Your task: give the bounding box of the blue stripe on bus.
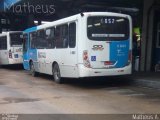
[24,26,37,33]
[28,49,38,61]
[23,49,38,70]
[110,40,129,68]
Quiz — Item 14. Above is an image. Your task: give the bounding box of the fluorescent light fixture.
[34,21,51,25]
[116,19,125,22]
[88,25,93,28]
[94,23,101,26]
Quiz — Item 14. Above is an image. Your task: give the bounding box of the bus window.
[30,32,37,49]
[69,22,76,48]
[10,32,23,46]
[55,24,68,48]
[87,16,129,41]
[0,36,7,50]
[36,29,47,49]
[46,27,55,49]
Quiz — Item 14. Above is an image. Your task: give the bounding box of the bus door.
[87,16,130,69]
[23,34,30,70]
[67,22,78,77]
[58,22,78,77]
[37,49,46,73]
[23,33,38,71]
[36,30,47,73]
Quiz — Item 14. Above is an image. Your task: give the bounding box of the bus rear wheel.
[30,62,38,77]
[52,63,62,84]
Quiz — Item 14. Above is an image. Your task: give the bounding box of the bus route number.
[104,18,115,24]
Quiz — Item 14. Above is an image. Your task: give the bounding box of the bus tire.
[30,61,38,77]
[52,63,62,84]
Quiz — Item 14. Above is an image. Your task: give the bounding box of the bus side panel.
[30,49,38,70]
[8,47,23,64]
[43,49,53,75]
[77,16,87,77]
[0,34,9,65]
[23,49,30,70]
[0,50,9,65]
[23,49,38,71]
[23,55,30,70]
[37,49,47,74]
[110,40,129,68]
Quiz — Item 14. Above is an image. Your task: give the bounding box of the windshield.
[87,16,129,41]
[10,32,23,47]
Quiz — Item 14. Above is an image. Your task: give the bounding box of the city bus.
[0,31,23,65]
[23,12,132,83]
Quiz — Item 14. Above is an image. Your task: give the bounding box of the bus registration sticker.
[91,56,96,61]
[14,54,18,58]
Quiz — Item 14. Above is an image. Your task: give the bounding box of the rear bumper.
[8,58,23,65]
[78,64,132,77]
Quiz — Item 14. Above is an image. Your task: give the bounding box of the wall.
[140,0,155,71]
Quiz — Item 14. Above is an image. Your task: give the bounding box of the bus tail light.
[9,50,12,58]
[83,50,91,68]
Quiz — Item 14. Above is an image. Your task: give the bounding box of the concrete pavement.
[0,67,160,114]
[130,72,160,89]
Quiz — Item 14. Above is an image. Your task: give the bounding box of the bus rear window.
[87,16,129,41]
[10,33,23,46]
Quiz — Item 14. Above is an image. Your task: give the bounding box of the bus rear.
[8,32,23,65]
[79,13,132,77]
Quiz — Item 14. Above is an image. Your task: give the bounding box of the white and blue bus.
[0,31,23,65]
[23,12,132,83]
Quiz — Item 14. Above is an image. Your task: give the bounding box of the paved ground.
[0,66,160,114]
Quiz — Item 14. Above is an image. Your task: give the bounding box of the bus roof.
[23,12,131,33]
